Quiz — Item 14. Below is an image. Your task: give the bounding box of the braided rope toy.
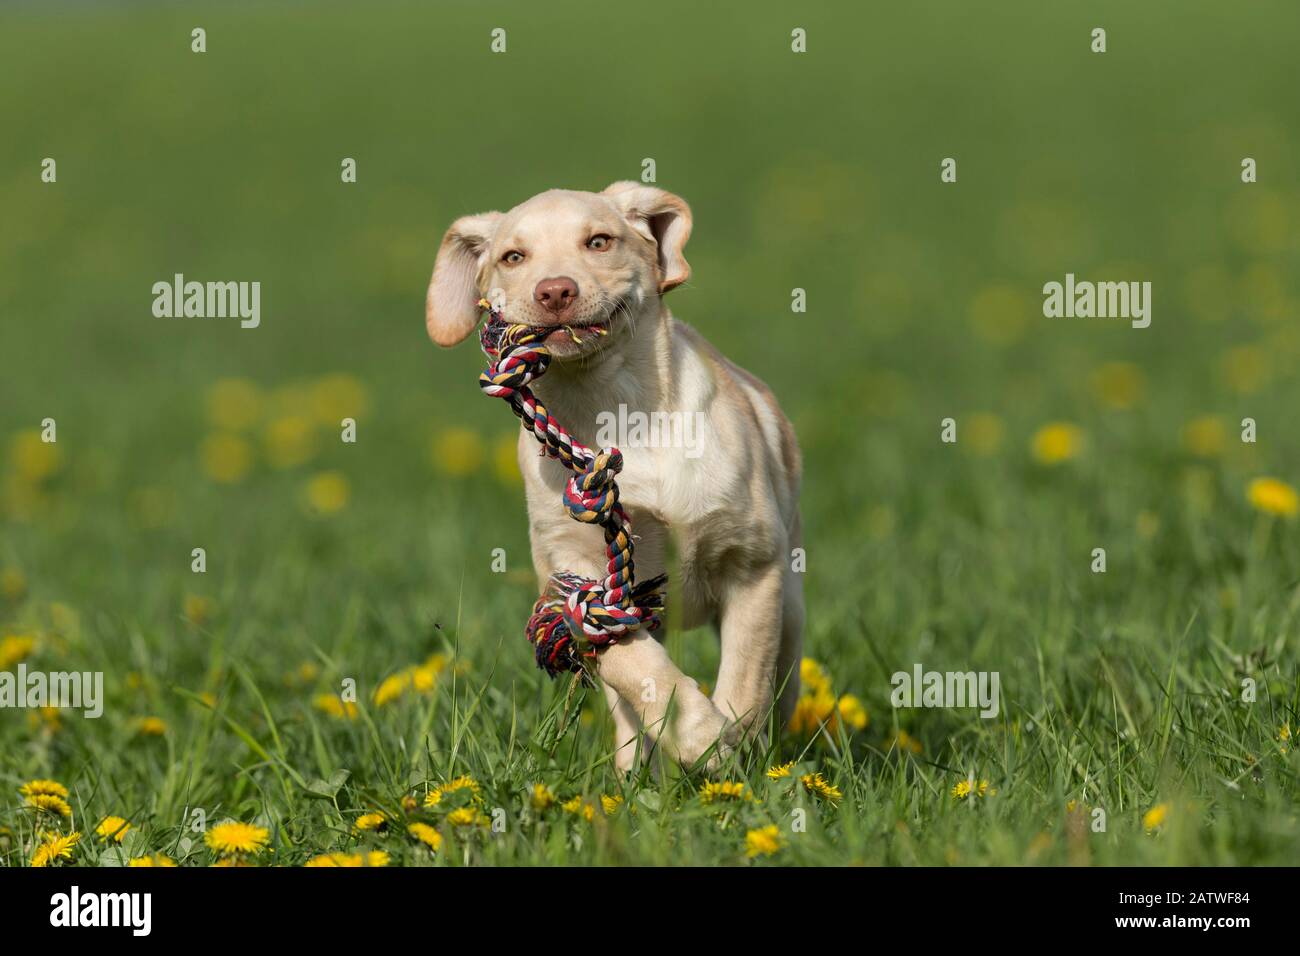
[477,298,667,677]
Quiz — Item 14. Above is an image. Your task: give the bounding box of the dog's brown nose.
[534,276,579,315]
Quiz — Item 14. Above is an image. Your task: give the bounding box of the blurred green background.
[1,0,1297,865]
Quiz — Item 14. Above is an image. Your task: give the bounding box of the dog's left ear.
[602,182,692,292]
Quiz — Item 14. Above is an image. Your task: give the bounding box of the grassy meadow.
[1,0,1298,866]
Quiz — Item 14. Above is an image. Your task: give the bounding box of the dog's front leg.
[595,634,734,770]
[710,563,786,740]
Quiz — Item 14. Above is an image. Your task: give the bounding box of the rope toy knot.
[475,299,666,678]
[564,449,623,524]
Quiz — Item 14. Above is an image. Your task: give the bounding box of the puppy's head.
[425,183,691,358]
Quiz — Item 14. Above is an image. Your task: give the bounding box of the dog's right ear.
[425,212,503,347]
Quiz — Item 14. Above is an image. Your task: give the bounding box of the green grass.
[1,0,1298,866]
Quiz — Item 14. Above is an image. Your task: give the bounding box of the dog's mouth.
[539,298,630,346]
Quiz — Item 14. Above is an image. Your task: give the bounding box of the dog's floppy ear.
[425,211,503,347]
[602,182,692,292]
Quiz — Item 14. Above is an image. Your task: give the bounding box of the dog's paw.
[670,702,739,771]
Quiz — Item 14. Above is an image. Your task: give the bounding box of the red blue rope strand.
[477,298,666,676]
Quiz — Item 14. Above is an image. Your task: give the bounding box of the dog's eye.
[586,234,613,251]
[502,250,525,265]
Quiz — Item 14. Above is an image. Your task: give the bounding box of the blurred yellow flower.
[20,779,68,798]
[889,729,924,754]
[138,716,167,736]
[0,634,35,669]
[408,822,442,851]
[561,796,596,821]
[1031,422,1083,465]
[1247,477,1298,518]
[313,693,357,720]
[836,694,869,731]
[601,794,624,816]
[9,430,63,483]
[353,812,386,834]
[531,783,556,811]
[1220,345,1271,394]
[200,432,253,483]
[183,594,212,626]
[963,412,1005,456]
[303,470,350,515]
[800,658,832,696]
[311,374,370,425]
[206,379,263,431]
[1090,362,1145,409]
[766,761,794,779]
[0,567,27,600]
[1181,416,1227,458]
[96,816,131,843]
[493,433,522,485]
[432,428,485,477]
[745,824,784,858]
[1142,802,1169,831]
[263,415,317,469]
[128,854,177,867]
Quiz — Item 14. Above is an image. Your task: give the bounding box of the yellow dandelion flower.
[432,428,485,478]
[1247,477,1298,518]
[561,796,596,821]
[446,807,486,827]
[10,429,64,483]
[303,470,350,515]
[1143,802,1169,831]
[0,567,27,600]
[204,820,270,856]
[305,852,362,867]
[800,772,842,802]
[1090,362,1145,410]
[889,730,923,754]
[424,775,481,807]
[951,778,996,800]
[352,813,386,834]
[183,593,212,626]
[364,850,389,867]
[263,415,318,469]
[211,857,252,867]
[19,779,68,799]
[206,379,264,431]
[699,781,752,805]
[31,831,80,867]
[128,854,177,867]
[836,694,869,731]
[96,816,132,843]
[951,779,972,799]
[1031,422,1083,465]
[200,431,253,483]
[1181,416,1227,458]
[531,783,556,811]
[789,687,837,734]
[138,716,167,736]
[373,669,413,706]
[745,824,785,858]
[0,635,36,669]
[963,412,1005,456]
[26,793,72,817]
[766,761,794,780]
[800,658,832,695]
[601,794,624,816]
[408,822,442,851]
[310,373,370,426]
[313,693,358,720]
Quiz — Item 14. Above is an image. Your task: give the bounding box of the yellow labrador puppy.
[426,183,803,770]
